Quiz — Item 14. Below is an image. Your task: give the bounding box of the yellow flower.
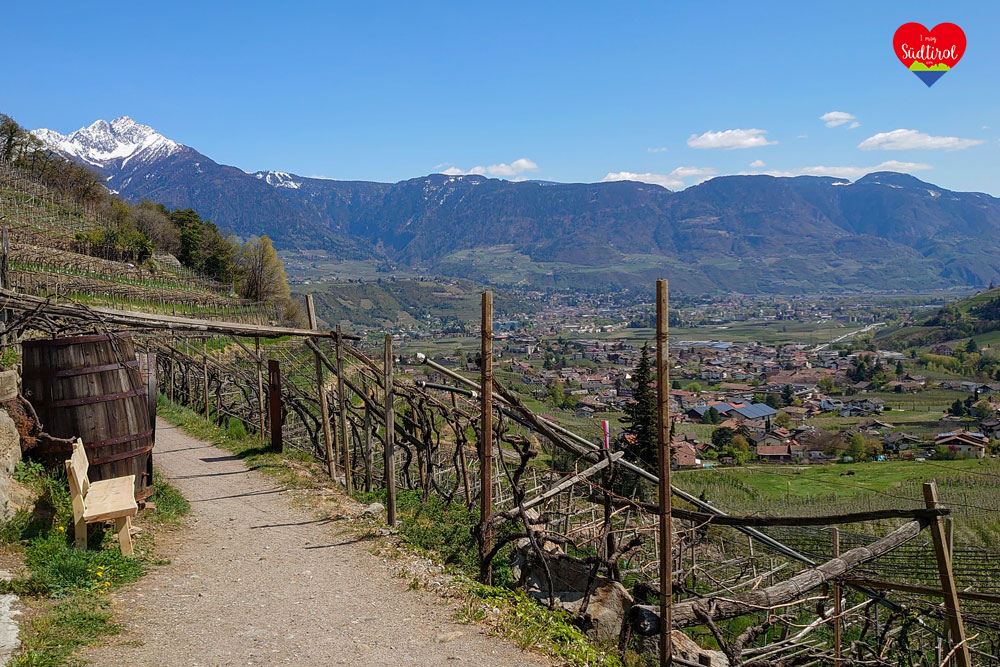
[104,582,110,587]
[57,526,65,532]
[96,572,102,578]
[87,569,92,573]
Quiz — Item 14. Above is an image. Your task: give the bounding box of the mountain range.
[32,117,1000,295]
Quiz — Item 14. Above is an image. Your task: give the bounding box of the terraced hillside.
[0,161,278,322]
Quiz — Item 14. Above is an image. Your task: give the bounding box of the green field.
[673,459,1000,546]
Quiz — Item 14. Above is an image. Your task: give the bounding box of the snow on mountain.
[253,170,302,189]
[31,116,181,169]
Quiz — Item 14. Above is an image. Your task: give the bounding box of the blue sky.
[2,1,997,193]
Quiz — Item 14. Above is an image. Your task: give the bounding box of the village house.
[934,431,989,458]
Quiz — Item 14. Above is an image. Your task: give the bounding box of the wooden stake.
[203,338,210,419]
[268,359,282,453]
[255,338,265,438]
[336,325,352,494]
[480,291,494,584]
[169,337,176,403]
[306,295,336,480]
[384,334,396,526]
[146,351,157,439]
[454,392,471,506]
[364,402,373,493]
[923,481,971,667]
[833,527,842,667]
[656,278,671,666]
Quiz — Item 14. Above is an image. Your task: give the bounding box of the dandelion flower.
[57,526,65,532]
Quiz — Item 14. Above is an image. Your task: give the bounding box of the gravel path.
[81,419,549,666]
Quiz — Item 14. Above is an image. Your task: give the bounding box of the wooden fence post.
[479,291,493,584]
[384,334,396,526]
[454,392,472,506]
[655,278,672,667]
[255,338,265,438]
[306,295,336,480]
[336,325,352,494]
[169,337,176,404]
[1,227,9,349]
[203,338,210,419]
[832,527,842,667]
[364,402,373,493]
[923,481,971,667]
[268,359,282,453]
[146,351,157,440]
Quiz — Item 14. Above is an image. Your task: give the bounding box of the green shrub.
[226,418,248,440]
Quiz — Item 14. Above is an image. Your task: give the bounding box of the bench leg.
[116,516,134,557]
[74,514,87,551]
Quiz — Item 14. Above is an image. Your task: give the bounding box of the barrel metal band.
[34,387,146,409]
[23,332,131,348]
[88,429,154,449]
[32,429,154,454]
[22,359,140,380]
[90,444,153,466]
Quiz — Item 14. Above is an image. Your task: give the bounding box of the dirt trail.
[81,419,549,666]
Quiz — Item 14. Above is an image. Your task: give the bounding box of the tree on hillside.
[621,343,657,473]
[847,433,867,461]
[703,406,722,425]
[711,427,735,451]
[781,384,794,406]
[132,200,180,254]
[238,235,290,304]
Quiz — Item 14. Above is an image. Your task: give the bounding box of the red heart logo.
[893,23,965,86]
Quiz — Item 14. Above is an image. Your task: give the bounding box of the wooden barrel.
[22,333,154,501]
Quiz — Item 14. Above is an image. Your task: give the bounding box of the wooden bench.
[65,439,138,556]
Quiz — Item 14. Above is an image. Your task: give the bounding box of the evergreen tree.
[704,406,722,424]
[711,427,735,451]
[621,343,658,473]
[781,384,794,406]
[895,360,905,377]
[765,393,779,409]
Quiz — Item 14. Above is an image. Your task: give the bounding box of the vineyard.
[0,159,279,322]
[0,285,996,667]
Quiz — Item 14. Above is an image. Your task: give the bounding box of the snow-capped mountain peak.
[31,116,182,168]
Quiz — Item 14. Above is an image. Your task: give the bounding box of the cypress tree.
[621,343,658,473]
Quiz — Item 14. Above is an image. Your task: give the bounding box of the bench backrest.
[65,439,90,500]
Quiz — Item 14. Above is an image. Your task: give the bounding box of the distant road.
[812,322,885,351]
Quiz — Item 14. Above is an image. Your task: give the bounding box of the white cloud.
[848,121,861,129]
[749,159,765,168]
[821,111,857,128]
[858,129,983,151]
[441,157,539,177]
[797,134,808,139]
[601,166,716,190]
[757,160,932,180]
[687,129,776,150]
[647,146,668,153]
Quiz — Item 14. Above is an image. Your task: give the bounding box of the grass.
[673,458,1000,546]
[0,459,190,666]
[455,582,637,667]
